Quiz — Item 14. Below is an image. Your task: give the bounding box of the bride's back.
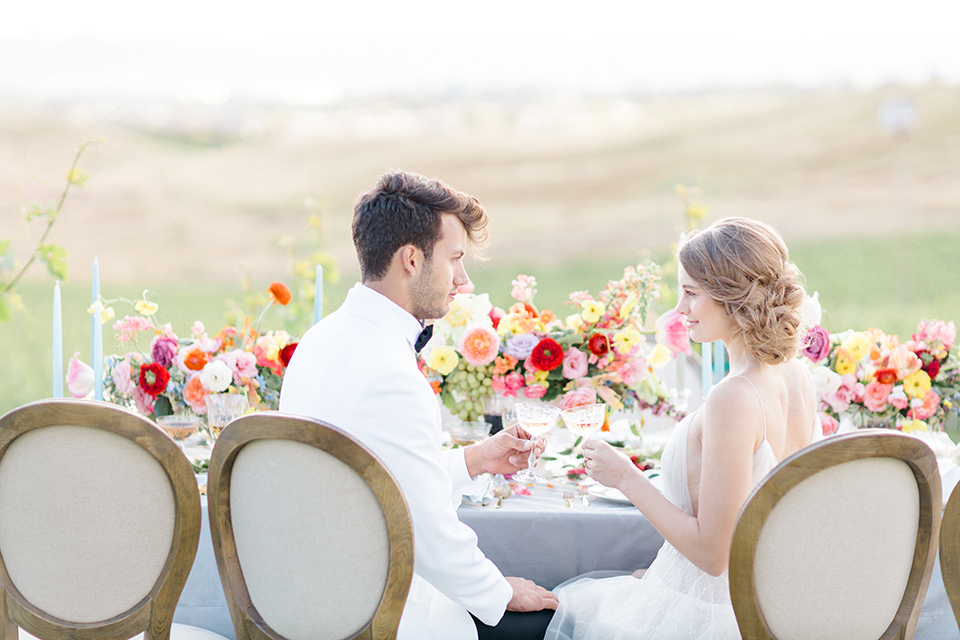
[686,358,818,517]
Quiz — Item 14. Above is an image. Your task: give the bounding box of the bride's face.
[675,264,732,344]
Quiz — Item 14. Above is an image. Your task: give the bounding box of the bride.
[545,217,823,639]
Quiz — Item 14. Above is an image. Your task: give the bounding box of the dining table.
[172,444,960,640]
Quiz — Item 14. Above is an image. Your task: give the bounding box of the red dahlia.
[529,337,564,371]
[139,362,171,397]
[923,358,941,379]
[587,333,610,358]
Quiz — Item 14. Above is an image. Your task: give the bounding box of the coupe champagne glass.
[513,402,560,484]
[560,403,606,443]
[156,414,202,451]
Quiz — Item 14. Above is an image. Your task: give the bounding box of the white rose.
[809,364,842,396]
[199,360,233,393]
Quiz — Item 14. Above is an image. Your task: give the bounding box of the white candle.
[313,264,323,324]
[53,281,63,397]
[701,341,713,397]
[92,258,103,401]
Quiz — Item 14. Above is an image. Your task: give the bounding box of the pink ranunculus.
[655,309,692,355]
[562,347,589,379]
[907,389,940,421]
[489,306,506,330]
[913,319,956,353]
[151,334,179,369]
[823,374,865,414]
[523,384,547,399]
[559,388,597,410]
[863,381,894,413]
[131,385,155,416]
[888,386,909,410]
[111,358,136,396]
[66,353,94,398]
[503,371,525,397]
[819,413,839,436]
[801,325,832,363]
[619,357,649,386]
[218,349,259,385]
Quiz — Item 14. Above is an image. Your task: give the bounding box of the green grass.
[4,231,960,417]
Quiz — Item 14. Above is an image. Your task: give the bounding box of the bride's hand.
[581,438,637,489]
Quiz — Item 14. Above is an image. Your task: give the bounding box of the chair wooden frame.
[939,475,960,629]
[729,430,941,640]
[207,412,414,640]
[0,398,202,640]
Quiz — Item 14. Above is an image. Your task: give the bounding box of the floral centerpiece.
[68,282,298,421]
[800,315,960,435]
[419,263,690,438]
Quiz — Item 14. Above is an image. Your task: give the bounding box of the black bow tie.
[415,324,434,353]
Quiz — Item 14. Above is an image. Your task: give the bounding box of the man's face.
[410,214,470,320]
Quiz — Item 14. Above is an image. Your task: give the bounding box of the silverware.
[578,484,590,507]
[563,490,575,508]
[493,482,512,508]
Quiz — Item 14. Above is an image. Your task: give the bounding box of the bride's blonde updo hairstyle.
[678,217,806,363]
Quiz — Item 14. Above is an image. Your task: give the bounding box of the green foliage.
[1,141,97,321]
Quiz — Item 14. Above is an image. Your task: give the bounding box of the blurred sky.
[2,0,959,100]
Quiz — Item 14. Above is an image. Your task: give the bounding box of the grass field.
[3,84,960,415]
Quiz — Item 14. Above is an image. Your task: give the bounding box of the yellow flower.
[648,343,671,367]
[565,314,583,333]
[529,370,549,385]
[496,315,515,335]
[841,332,871,363]
[903,369,932,399]
[618,293,638,321]
[134,299,159,316]
[834,350,856,376]
[444,297,474,327]
[427,346,459,376]
[613,328,642,355]
[86,300,114,325]
[900,419,928,434]
[581,300,604,324]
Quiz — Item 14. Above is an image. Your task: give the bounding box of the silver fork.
[578,484,590,507]
[563,490,575,508]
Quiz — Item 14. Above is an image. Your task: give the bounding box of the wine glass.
[156,414,202,451]
[206,393,248,439]
[560,403,606,442]
[513,402,560,484]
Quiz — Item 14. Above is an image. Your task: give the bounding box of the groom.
[280,170,558,639]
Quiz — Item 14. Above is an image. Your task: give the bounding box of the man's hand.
[464,424,545,478]
[505,577,559,612]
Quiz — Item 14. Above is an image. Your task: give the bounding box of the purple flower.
[151,334,179,368]
[504,333,539,360]
[801,326,831,363]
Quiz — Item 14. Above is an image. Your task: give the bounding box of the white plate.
[587,485,633,504]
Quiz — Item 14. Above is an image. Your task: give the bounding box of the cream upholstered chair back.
[730,430,941,640]
[940,480,960,629]
[0,399,202,640]
[207,412,413,640]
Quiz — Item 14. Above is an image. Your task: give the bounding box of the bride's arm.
[584,381,760,576]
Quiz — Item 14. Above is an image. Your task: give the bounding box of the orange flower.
[182,347,209,372]
[493,355,518,376]
[268,281,292,306]
[459,326,501,366]
[182,376,208,412]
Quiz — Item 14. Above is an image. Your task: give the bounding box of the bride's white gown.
[546,377,818,640]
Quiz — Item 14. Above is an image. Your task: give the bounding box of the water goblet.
[206,393,248,439]
[513,402,560,484]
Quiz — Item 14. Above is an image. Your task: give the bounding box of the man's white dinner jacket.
[279,283,512,640]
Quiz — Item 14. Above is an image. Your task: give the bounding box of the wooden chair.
[207,412,414,640]
[940,477,960,631]
[729,430,941,640]
[0,398,227,640]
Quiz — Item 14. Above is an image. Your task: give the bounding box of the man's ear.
[397,244,421,277]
